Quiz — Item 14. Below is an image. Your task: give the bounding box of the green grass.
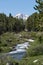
[20,55,43,65]
[0,31,43,52]
[0,31,43,65]
[0,31,32,52]
[19,32,43,65]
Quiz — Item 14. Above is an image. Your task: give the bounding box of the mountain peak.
[15,13,28,20]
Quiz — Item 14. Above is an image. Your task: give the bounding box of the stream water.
[8,42,29,60]
[0,39,34,60]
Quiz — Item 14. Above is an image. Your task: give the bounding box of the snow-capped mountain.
[15,13,28,20]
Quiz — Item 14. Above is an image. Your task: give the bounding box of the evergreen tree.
[34,0,43,13]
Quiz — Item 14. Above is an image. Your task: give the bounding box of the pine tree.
[34,0,43,13]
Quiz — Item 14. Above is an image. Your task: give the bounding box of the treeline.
[0,12,43,35]
[26,12,43,31]
[0,13,25,35]
[0,0,43,35]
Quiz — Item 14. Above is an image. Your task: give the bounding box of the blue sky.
[0,0,36,16]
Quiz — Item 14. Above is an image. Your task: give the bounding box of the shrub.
[27,44,43,56]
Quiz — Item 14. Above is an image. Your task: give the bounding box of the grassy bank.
[0,31,36,52]
[0,31,43,65]
[19,32,43,65]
